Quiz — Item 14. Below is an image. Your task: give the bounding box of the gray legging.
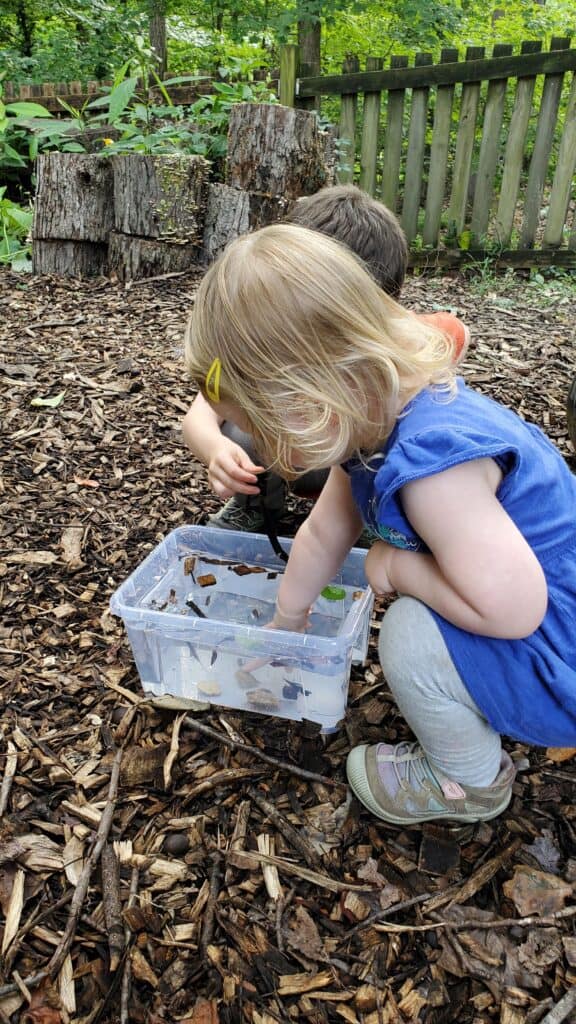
[379,596,502,787]
[221,421,328,505]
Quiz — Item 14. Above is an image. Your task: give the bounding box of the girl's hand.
[242,604,310,673]
[365,541,398,595]
[271,599,311,632]
[207,439,264,498]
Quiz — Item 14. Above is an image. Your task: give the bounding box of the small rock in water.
[246,688,280,711]
[236,669,259,690]
[197,680,222,696]
[282,680,311,700]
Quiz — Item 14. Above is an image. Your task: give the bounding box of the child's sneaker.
[346,741,515,825]
[208,496,270,532]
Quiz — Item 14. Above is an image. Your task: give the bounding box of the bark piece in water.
[197,574,216,587]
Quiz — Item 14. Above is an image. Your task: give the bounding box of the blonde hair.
[185,224,457,478]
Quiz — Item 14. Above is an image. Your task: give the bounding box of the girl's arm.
[182,393,263,497]
[182,393,225,464]
[366,457,547,639]
[274,465,364,628]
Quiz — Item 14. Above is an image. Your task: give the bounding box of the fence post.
[543,72,576,247]
[401,51,433,243]
[520,37,570,248]
[380,55,409,213]
[359,56,383,196]
[337,56,360,184]
[446,45,485,237]
[494,41,543,246]
[280,44,299,107]
[422,48,459,247]
[470,43,513,242]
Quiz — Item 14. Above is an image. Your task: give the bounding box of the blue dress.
[346,380,576,746]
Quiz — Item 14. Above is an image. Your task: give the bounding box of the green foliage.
[167,20,271,79]
[0,1,148,85]
[0,76,52,194]
[185,71,277,161]
[464,260,575,304]
[323,1,462,70]
[0,78,52,172]
[0,185,33,269]
[322,0,575,69]
[32,40,277,166]
[2,1,575,93]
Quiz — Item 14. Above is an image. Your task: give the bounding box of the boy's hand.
[208,439,264,498]
[365,541,398,596]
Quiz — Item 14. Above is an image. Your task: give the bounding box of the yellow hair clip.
[205,357,222,403]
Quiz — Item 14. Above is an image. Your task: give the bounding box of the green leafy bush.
[0,186,33,270]
[34,44,277,168]
[0,77,53,173]
[0,3,148,86]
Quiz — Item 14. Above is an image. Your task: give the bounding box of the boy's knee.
[221,421,256,458]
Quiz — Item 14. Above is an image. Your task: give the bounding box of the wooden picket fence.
[280,39,576,267]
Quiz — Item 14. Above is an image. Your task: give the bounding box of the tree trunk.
[149,0,167,78]
[201,184,289,264]
[32,241,108,277]
[226,103,333,200]
[16,0,33,57]
[32,154,114,242]
[112,154,209,240]
[108,233,200,281]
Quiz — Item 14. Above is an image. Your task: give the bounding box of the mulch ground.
[1,266,575,1024]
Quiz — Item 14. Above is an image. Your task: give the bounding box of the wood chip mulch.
[1,267,575,1024]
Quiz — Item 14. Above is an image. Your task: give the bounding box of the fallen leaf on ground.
[503,865,573,916]
[30,390,65,408]
[517,928,562,973]
[285,905,326,962]
[546,747,576,762]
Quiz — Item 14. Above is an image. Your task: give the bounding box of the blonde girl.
[185,224,576,826]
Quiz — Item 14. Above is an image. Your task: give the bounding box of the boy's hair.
[284,184,407,298]
[186,224,454,478]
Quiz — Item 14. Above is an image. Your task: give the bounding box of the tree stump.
[32,153,114,242]
[32,241,109,277]
[226,103,333,199]
[201,184,290,264]
[112,154,209,240]
[108,232,199,281]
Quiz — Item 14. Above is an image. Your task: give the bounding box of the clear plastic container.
[110,526,374,731]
